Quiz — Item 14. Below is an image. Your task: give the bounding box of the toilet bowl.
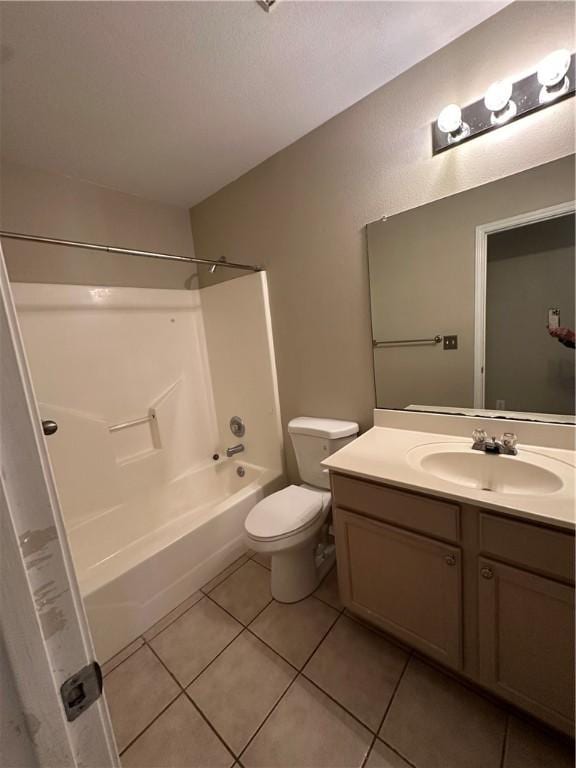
[244,416,358,602]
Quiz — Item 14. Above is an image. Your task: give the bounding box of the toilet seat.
[245,484,330,542]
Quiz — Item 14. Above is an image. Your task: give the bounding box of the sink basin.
[407,443,567,496]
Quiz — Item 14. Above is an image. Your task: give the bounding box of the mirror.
[367,156,575,423]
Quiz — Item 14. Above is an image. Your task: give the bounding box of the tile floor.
[103,553,575,768]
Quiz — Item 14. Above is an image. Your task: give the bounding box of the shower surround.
[13,272,284,660]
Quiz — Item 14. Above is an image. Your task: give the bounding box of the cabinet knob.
[481,567,494,579]
[444,554,456,566]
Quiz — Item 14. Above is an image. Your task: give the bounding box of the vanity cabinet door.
[478,558,575,734]
[334,508,462,669]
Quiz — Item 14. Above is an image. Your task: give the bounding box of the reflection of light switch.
[548,308,560,329]
[443,335,458,350]
[496,400,506,410]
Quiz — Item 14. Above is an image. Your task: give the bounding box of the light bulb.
[537,49,571,103]
[537,49,571,87]
[438,104,462,133]
[484,80,512,111]
[437,104,470,143]
[484,80,516,125]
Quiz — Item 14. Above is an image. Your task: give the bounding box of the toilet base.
[270,538,336,603]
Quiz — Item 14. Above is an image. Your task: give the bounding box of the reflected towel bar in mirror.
[373,335,442,348]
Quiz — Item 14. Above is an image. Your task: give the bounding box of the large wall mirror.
[367,155,575,423]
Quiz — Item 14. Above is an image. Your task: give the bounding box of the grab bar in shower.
[373,335,442,348]
[108,412,156,433]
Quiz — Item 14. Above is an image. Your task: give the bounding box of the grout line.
[246,598,341,674]
[249,552,271,570]
[142,592,204,642]
[183,689,238,763]
[142,635,243,760]
[237,604,342,761]
[237,673,301,762]
[359,734,378,768]
[147,622,243,691]
[110,562,349,763]
[121,554,251,653]
[102,638,145,677]
[118,690,182,756]
[301,674,383,737]
[308,591,344,614]
[201,554,252,595]
[378,651,411,729]
[500,714,510,768]
[244,626,300,673]
[205,590,274,630]
[144,638,188,690]
[360,652,413,768]
[377,738,419,768]
[359,651,412,768]
[300,607,342,669]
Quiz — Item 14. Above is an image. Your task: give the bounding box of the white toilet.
[245,416,358,602]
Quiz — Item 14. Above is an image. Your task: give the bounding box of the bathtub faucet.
[226,443,245,457]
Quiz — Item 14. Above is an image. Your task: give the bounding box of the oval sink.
[407,443,567,496]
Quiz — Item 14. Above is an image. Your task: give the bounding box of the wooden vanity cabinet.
[331,471,575,736]
[335,509,462,669]
[477,557,574,730]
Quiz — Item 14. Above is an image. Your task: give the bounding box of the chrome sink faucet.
[226,443,245,457]
[472,429,518,456]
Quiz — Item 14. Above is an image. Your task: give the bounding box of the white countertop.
[322,426,576,530]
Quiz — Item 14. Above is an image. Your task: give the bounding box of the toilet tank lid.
[288,416,359,439]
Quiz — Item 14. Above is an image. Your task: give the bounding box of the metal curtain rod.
[0,230,262,273]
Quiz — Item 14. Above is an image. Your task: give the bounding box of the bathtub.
[66,459,285,661]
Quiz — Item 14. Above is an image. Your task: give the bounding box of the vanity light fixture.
[432,50,575,154]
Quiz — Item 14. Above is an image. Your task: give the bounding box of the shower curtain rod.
[0,230,262,273]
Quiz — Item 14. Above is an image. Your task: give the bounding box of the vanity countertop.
[322,426,576,530]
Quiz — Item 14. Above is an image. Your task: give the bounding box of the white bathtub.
[67,460,285,661]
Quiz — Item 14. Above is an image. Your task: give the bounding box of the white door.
[0,245,118,768]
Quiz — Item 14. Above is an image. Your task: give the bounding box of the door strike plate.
[60,661,103,722]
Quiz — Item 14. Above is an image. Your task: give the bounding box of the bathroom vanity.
[323,415,575,736]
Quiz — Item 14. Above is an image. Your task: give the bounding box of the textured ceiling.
[0,1,510,207]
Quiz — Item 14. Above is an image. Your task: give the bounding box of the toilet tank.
[288,417,359,490]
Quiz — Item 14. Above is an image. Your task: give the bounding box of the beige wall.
[367,157,575,410]
[1,161,197,288]
[189,1,576,480]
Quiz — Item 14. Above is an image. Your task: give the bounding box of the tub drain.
[237,466,246,478]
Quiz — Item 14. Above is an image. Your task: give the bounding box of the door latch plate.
[60,662,103,722]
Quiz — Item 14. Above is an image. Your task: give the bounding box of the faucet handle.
[472,428,488,444]
[500,432,518,449]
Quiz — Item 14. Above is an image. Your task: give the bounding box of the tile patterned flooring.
[103,553,575,768]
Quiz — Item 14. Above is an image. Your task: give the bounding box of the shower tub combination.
[71,459,284,660]
[14,276,285,662]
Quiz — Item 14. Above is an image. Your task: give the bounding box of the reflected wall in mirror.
[367,155,575,422]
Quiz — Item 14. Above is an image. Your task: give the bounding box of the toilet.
[245,416,358,602]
